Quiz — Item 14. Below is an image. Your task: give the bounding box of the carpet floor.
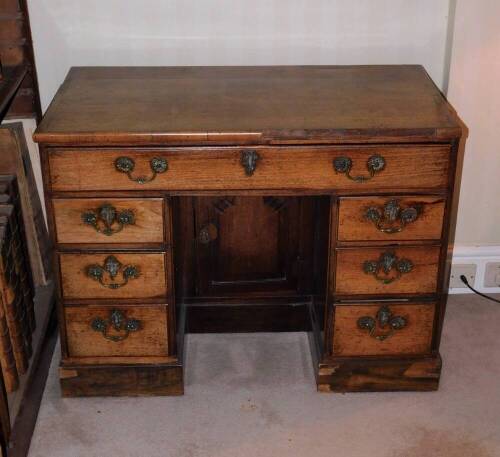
[28,295,500,457]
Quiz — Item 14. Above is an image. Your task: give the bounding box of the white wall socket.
[450,264,477,289]
[450,246,500,294]
[484,262,500,288]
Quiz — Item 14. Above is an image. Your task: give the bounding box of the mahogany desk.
[33,66,464,396]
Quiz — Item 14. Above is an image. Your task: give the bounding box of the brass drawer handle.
[357,305,407,341]
[363,251,413,284]
[86,255,140,289]
[81,204,135,236]
[365,199,421,234]
[241,150,260,176]
[91,309,141,342]
[333,154,385,182]
[114,156,168,184]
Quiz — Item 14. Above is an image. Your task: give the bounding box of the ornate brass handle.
[114,156,168,184]
[81,204,135,236]
[363,251,413,284]
[91,309,141,342]
[333,154,386,182]
[241,150,260,176]
[86,255,140,289]
[365,199,420,234]
[357,305,407,341]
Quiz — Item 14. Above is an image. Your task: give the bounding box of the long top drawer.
[47,145,451,192]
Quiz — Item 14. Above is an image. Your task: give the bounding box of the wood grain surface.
[0,125,52,286]
[59,363,183,397]
[53,198,164,244]
[33,65,466,396]
[317,356,441,392]
[47,145,450,192]
[332,302,435,356]
[0,0,42,120]
[33,66,462,146]
[59,252,167,300]
[65,304,168,358]
[0,216,30,374]
[0,291,18,392]
[334,246,441,295]
[337,195,446,241]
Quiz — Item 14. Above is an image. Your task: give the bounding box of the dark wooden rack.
[0,2,52,456]
[0,0,42,121]
[0,66,27,118]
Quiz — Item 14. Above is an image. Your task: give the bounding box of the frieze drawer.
[47,145,450,192]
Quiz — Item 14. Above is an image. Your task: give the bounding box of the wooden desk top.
[34,65,462,146]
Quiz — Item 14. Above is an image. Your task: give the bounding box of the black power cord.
[460,275,500,304]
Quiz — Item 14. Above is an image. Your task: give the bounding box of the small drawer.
[337,196,446,241]
[334,246,440,295]
[48,145,450,192]
[333,302,435,356]
[59,252,167,300]
[65,304,168,357]
[53,198,165,244]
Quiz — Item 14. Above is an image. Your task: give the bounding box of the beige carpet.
[28,295,500,457]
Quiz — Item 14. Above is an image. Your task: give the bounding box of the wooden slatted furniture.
[33,66,465,396]
[0,0,52,441]
[0,0,42,120]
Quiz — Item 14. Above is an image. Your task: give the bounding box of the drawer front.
[333,303,435,356]
[337,196,446,241]
[53,198,165,244]
[334,246,440,295]
[65,304,168,357]
[59,252,167,300]
[48,145,450,192]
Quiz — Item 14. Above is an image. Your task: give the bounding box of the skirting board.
[450,245,500,294]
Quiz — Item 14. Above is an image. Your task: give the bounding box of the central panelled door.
[193,196,316,297]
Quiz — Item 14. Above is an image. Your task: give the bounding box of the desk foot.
[315,355,442,393]
[59,362,184,397]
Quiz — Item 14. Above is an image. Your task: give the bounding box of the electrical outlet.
[450,264,477,288]
[484,262,500,287]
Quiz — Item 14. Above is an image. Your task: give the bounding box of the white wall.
[447,0,500,246]
[23,0,500,289]
[28,0,451,111]
[26,1,500,246]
